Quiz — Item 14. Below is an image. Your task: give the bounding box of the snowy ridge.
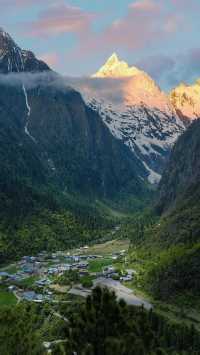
[84,95,185,184]
[170,80,200,121]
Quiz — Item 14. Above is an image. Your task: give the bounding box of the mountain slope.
[142,119,200,300]
[123,119,200,302]
[157,118,200,214]
[76,54,185,184]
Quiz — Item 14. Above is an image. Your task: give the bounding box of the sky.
[1,0,200,90]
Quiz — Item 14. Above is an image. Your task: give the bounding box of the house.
[48,267,59,275]
[86,255,99,260]
[22,291,44,302]
[77,262,88,269]
[35,278,52,287]
[9,274,25,282]
[127,269,137,276]
[22,264,35,274]
[102,266,117,278]
[103,266,115,273]
[58,264,71,272]
[120,275,133,282]
[21,256,36,263]
[71,255,80,263]
[22,291,36,301]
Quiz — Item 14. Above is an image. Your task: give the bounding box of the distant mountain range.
[0,28,200,203]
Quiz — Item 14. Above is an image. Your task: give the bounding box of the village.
[0,240,152,309]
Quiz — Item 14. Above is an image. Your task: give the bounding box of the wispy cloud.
[0,71,58,89]
[1,0,55,8]
[39,52,59,68]
[74,0,182,58]
[137,47,200,90]
[129,0,161,12]
[23,3,96,38]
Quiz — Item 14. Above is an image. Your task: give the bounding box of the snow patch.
[22,84,36,143]
[142,161,161,184]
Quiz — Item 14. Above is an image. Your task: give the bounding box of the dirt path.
[93,277,152,310]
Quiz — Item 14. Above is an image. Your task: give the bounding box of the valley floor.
[1,238,200,332]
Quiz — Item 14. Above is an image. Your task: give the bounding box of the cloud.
[0,71,59,89]
[178,48,200,82]
[1,0,54,8]
[74,0,181,58]
[137,47,200,90]
[24,3,96,38]
[172,0,200,11]
[39,52,59,68]
[137,55,175,82]
[129,0,161,12]
[66,76,127,105]
[0,70,129,105]
[0,71,125,105]
[163,15,183,34]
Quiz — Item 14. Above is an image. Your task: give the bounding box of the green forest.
[1,287,200,355]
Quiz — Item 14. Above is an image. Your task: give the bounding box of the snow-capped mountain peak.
[75,55,186,185]
[169,80,200,122]
[92,53,142,78]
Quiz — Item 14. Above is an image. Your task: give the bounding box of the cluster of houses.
[0,246,134,304]
[99,266,134,281]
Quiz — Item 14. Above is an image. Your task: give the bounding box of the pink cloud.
[172,0,200,10]
[137,47,200,89]
[75,0,177,56]
[39,52,59,68]
[1,0,54,7]
[129,0,161,13]
[164,15,184,34]
[25,4,96,38]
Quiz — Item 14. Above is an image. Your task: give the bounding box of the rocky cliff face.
[0,28,49,73]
